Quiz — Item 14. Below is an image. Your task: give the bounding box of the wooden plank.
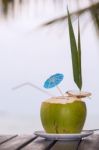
[50,140,81,150]
[78,134,99,150]
[0,135,17,145]
[21,137,56,150]
[0,135,37,150]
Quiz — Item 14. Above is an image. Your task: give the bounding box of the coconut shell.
[66,91,91,98]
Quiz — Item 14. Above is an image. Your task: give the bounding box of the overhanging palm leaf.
[1,0,99,34]
[90,5,99,34]
[40,2,99,35]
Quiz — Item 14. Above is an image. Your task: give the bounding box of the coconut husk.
[66,90,92,98]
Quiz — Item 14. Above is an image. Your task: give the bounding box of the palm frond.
[67,9,82,90]
[1,0,23,16]
[1,0,14,16]
[78,19,82,90]
[90,2,99,34]
[41,2,99,28]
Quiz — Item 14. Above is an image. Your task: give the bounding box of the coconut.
[40,96,87,133]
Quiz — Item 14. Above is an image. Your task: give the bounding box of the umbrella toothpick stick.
[56,86,64,96]
[12,82,55,97]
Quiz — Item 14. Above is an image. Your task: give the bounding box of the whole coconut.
[40,96,86,133]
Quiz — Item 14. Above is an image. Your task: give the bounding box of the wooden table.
[0,134,99,150]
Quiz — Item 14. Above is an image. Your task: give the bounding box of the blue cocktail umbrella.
[44,73,64,96]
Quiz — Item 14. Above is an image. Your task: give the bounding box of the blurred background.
[0,0,99,134]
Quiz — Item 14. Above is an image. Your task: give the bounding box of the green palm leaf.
[78,19,82,90]
[67,9,82,90]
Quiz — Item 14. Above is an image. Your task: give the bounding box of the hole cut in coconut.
[66,91,91,98]
[45,96,81,104]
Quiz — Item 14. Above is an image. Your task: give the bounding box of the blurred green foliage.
[1,0,22,16]
[1,0,99,33]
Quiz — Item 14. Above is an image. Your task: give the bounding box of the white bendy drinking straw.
[12,82,55,97]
